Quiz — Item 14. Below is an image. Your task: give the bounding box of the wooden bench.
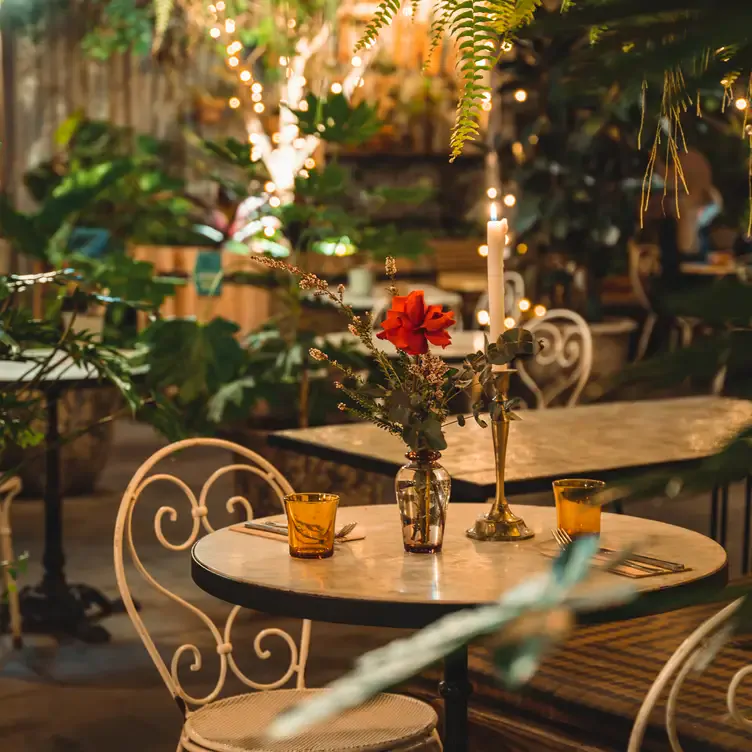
[408,582,752,751]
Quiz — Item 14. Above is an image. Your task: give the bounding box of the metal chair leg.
[710,485,720,542]
[0,477,23,648]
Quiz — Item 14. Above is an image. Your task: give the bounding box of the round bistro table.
[0,350,147,643]
[191,503,727,752]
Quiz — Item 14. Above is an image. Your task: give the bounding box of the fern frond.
[355,0,403,53]
[153,0,174,51]
[510,0,542,29]
[424,0,457,72]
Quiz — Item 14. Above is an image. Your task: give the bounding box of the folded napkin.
[230,522,365,542]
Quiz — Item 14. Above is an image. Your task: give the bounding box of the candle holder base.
[466,504,534,541]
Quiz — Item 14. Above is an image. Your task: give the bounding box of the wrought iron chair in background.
[473,271,526,328]
[517,308,593,409]
[114,438,441,752]
[629,597,750,751]
[0,476,23,650]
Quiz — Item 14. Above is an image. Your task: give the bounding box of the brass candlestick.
[466,370,534,541]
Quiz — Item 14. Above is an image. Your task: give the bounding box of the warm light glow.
[518,298,531,312]
[330,82,343,94]
[517,243,528,254]
[489,202,499,221]
[240,70,251,82]
[209,27,221,38]
[299,100,309,112]
[736,98,749,110]
[253,103,265,113]
[224,18,235,33]
[208,3,216,11]
[503,194,516,207]
[512,141,524,157]
[264,181,276,193]
[334,243,348,257]
[500,40,513,52]
[279,56,288,66]
[252,92,262,102]
[228,56,239,67]
[478,244,489,257]
[505,234,511,246]
[271,132,281,144]
[263,226,275,237]
[477,309,490,326]
[299,169,310,178]
[351,55,362,67]
[250,148,261,162]
[293,137,306,148]
[528,134,539,145]
[251,82,263,93]
[269,196,281,208]
[481,101,492,112]
[403,4,414,15]
[248,133,259,144]
[227,41,241,55]
[486,187,498,199]
[287,18,296,28]
[216,0,225,9]
[304,158,316,169]
[514,89,528,103]
[504,317,516,330]
[534,304,547,317]
[358,79,365,88]
[295,76,307,87]
[228,97,241,109]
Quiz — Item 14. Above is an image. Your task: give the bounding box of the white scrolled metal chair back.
[517,308,593,408]
[113,437,308,714]
[629,597,750,751]
[473,271,526,328]
[371,284,464,331]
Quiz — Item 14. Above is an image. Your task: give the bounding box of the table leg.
[710,485,719,541]
[439,646,472,752]
[720,485,730,550]
[10,391,114,643]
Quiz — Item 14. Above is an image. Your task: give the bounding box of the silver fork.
[551,528,683,573]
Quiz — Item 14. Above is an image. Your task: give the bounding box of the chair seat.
[183,689,440,752]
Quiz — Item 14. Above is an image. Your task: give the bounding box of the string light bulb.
[504,317,516,329]
[263,226,275,237]
[517,243,528,254]
[224,18,235,33]
[486,187,498,199]
[500,40,513,52]
[209,27,221,38]
[477,244,489,257]
[216,0,225,9]
[477,310,490,326]
[226,41,241,55]
[503,194,517,207]
[736,98,748,110]
[299,100,309,112]
[251,92,262,102]
[271,132,281,144]
[279,56,288,66]
[287,18,296,29]
[264,181,276,193]
[304,158,316,169]
[251,82,263,93]
[482,100,492,112]
[293,137,306,148]
[228,97,240,109]
[253,102,265,113]
[208,3,216,12]
[534,304,547,317]
[514,89,528,103]
[240,70,251,82]
[269,196,281,208]
[228,56,239,67]
[330,82,343,94]
[351,55,362,67]
[518,298,531,312]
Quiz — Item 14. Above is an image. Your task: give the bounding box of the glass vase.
[395,450,451,554]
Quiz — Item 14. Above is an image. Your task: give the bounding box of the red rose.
[376,290,455,355]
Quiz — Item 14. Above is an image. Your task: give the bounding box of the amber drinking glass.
[553,479,606,538]
[283,493,340,559]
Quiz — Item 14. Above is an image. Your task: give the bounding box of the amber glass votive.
[553,479,606,538]
[283,493,340,559]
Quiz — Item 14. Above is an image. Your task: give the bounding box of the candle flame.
[490,202,499,221]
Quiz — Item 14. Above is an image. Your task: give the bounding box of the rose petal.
[403,291,426,326]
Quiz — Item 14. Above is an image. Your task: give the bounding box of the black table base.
[440,647,473,752]
[1,580,130,644]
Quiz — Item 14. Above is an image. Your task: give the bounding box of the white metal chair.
[629,597,750,751]
[0,476,23,649]
[114,438,441,752]
[517,309,593,408]
[473,271,526,328]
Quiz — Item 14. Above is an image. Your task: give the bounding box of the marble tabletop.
[191,504,728,628]
[272,396,752,496]
[0,348,148,384]
[680,261,738,276]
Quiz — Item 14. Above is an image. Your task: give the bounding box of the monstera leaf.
[292,93,382,146]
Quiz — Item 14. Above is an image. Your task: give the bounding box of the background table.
[0,350,147,642]
[192,504,728,752]
[271,396,752,499]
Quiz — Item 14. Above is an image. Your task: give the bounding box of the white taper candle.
[486,203,507,345]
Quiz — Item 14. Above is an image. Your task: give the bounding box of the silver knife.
[244,521,288,537]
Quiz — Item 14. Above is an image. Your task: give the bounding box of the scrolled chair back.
[517,308,593,408]
[113,438,310,713]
